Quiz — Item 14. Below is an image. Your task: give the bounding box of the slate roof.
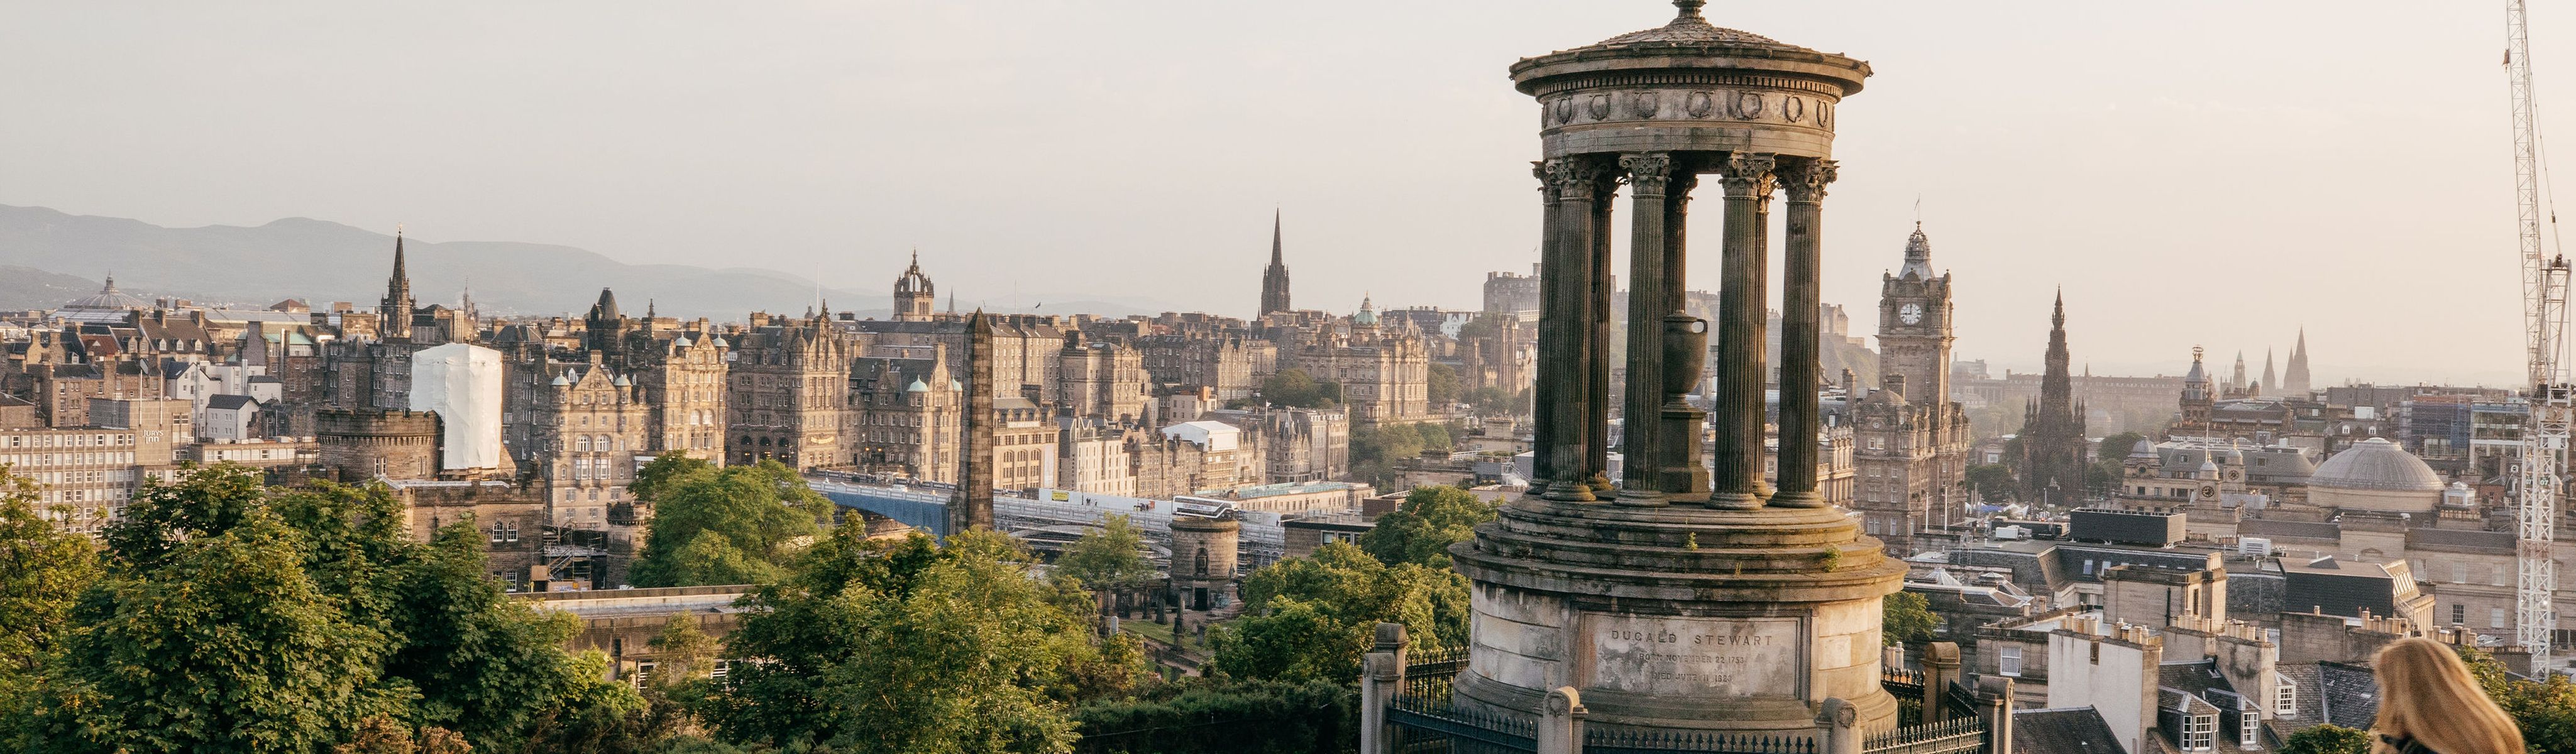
[2316,662,2381,729]
[2159,658,2235,701]
[2238,518,2340,541]
[2014,707,2128,754]
[207,394,259,411]
[2404,527,2514,554]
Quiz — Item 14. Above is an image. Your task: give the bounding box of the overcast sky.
[1,1,2565,386]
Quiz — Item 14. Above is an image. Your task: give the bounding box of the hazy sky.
[3,1,2567,385]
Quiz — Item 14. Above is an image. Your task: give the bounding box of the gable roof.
[2015,707,2128,754]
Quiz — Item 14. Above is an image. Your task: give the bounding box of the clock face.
[1898,303,1924,325]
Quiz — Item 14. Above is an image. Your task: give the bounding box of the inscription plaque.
[1581,613,1802,699]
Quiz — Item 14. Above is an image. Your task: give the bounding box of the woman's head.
[2371,638,2523,754]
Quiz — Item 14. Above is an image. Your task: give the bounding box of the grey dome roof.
[63,276,151,311]
[2310,438,2443,493]
[1580,1,1807,52]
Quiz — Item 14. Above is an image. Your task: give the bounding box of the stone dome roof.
[2310,438,2443,493]
[1583,1,1807,52]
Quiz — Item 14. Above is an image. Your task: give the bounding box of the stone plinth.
[1449,500,1905,734]
[1169,515,1241,610]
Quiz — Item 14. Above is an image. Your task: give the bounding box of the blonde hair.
[2370,638,2523,754]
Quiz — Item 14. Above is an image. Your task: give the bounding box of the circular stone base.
[1445,496,1904,734]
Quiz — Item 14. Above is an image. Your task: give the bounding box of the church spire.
[1260,209,1292,317]
[380,227,416,341]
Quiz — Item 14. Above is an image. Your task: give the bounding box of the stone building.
[528,364,651,544]
[2017,293,2089,504]
[1272,310,1429,425]
[1214,405,1349,484]
[1057,333,1148,424]
[0,401,179,535]
[844,350,961,482]
[1136,334,1259,403]
[725,311,849,469]
[845,314,1069,405]
[1130,420,1262,499]
[1851,225,1971,552]
[1481,263,1541,317]
[1057,418,1137,496]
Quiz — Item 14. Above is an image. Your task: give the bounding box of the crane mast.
[2510,0,2565,672]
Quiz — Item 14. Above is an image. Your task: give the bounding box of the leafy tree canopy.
[696,525,1143,753]
[1358,486,1497,568]
[1055,513,1159,592]
[1261,369,1341,409]
[1426,363,1462,408]
[2279,724,2369,754]
[1881,591,1939,647]
[1209,543,1469,682]
[632,459,836,587]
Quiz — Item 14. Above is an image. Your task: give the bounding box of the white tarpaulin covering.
[409,343,502,471]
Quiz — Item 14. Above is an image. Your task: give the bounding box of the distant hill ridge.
[0,205,1170,320]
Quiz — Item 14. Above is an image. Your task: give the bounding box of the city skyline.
[1,1,2556,384]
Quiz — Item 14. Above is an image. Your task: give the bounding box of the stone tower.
[1260,210,1291,317]
[1167,514,1240,610]
[1451,1,1904,737]
[2017,292,2088,503]
[951,310,996,533]
[1877,222,1954,411]
[2283,328,2313,395]
[583,288,625,356]
[2229,351,2248,394]
[380,231,416,341]
[894,251,936,322]
[2181,346,2213,434]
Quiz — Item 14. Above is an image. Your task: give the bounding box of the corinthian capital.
[1780,158,1838,202]
[1718,152,1776,197]
[1543,156,1612,202]
[1619,153,1673,197]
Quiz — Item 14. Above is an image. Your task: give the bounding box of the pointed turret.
[2284,327,2313,395]
[1898,221,1935,280]
[894,249,937,322]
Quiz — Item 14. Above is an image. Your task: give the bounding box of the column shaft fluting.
[1617,154,1673,505]
[1537,158,1600,501]
[1710,153,1775,510]
[1772,158,1837,508]
[1587,177,1617,492]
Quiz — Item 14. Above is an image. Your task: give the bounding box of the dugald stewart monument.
[1447,0,1905,736]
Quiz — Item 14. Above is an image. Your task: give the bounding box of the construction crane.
[2509,0,2567,673]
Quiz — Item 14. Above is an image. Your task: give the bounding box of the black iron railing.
[1585,727,1818,754]
[1859,718,1983,754]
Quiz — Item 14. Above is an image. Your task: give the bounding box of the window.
[1999,646,2023,677]
[2182,713,2215,751]
[2495,567,2511,587]
[2453,564,2469,583]
[2493,608,2508,629]
[2240,708,2262,748]
[2453,604,2467,625]
[2276,675,2296,716]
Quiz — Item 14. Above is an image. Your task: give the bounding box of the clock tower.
[1877,222,1954,411]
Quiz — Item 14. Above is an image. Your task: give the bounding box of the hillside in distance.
[0,205,1174,320]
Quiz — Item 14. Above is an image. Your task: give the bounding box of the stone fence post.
[1814,697,1861,754]
[1976,675,2015,754]
[1922,642,1961,722]
[1538,686,1587,754]
[1359,623,1408,754]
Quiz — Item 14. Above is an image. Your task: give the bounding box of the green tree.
[1055,513,1157,593]
[1208,543,1470,682]
[1964,464,2016,504]
[633,460,835,587]
[1261,369,1341,408]
[1881,591,1939,647]
[1464,386,1515,417]
[24,467,397,754]
[650,613,720,687]
[1426,363,1462,408]
[1358,486,1497,568]
[2455,645,2576,752]
[0,470,97,681]
[2279,724,2370,754]
[388,522,639,751]
[697,526,1138,753]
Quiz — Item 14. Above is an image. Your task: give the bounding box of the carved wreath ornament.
[1545,90,1832,128]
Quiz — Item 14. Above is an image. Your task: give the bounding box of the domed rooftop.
[2311,438,2443,493]
[62,275,151,311]
[1587,1,1802,50]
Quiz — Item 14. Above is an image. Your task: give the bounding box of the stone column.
[1814,697,1861,754]
[1710,153,1775,510]
[1618,153,1673,506]
[1660,170,1710,502]
[1977,676,2017,754]
[1532,158,1592,501]
[1588,170,1619,493]
[1771,158,1837,508]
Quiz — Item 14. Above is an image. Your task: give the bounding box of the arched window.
[576,436,592,452]
[1194,547,1209,577]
